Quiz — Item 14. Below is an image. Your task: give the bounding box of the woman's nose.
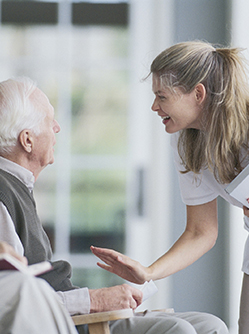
[151,99,158,112]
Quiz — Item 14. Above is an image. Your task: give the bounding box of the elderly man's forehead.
[29,87,53,109]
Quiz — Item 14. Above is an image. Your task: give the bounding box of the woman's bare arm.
[91,199,218,283]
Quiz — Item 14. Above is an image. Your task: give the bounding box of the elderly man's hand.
[0,241,28,265]
[89,284,143,313]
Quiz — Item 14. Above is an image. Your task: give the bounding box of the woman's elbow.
[206,227,218,250]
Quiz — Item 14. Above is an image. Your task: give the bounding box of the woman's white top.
[171,132,249,274]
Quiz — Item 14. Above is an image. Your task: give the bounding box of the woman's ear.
[19,129,33,153]
[195,83,206,105]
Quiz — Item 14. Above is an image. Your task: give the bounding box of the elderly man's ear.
[19,130,33,153]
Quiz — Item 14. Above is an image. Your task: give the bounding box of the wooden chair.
[71,308,174,334]
[71,308,133,334]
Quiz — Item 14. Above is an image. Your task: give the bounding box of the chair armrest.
[71,308,134,326]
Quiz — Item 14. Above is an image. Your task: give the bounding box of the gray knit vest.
[0,168,77,291]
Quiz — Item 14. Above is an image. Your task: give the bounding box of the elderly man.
[0,77,228,334]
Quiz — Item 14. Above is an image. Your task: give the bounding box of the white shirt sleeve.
[0,202,24,255]
[170,133,240,207]
[171,134,219,205]
[56,288,91,315]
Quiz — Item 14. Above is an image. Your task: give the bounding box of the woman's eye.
[159,95,166,100]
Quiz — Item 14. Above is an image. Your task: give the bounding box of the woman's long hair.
[150,41,249,183]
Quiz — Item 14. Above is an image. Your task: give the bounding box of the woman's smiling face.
[151,74,205,134]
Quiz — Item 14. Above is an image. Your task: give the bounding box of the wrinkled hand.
[0,241,28,265]
[90,246,151,284]
[89,284,143,313]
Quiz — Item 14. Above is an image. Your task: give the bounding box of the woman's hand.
[90,246,151,284]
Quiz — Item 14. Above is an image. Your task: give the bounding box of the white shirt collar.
[0,156,35,192]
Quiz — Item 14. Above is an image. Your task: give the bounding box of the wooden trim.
[72,3,128,26]
[1,1,128,26]
[72,308,133,326]
[1,1,57,25]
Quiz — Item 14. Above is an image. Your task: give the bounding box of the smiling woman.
[150,41,249,184]
[151,79,205,134]
[91,40,249,334]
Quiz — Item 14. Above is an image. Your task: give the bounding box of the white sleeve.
[0,202,24,255]
[56,287,91,315]
[0,272,78,334]
[170,134,219,205]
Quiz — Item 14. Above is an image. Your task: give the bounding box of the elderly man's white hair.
[0,77,46,154]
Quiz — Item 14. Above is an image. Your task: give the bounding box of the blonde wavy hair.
[150,41,249,183]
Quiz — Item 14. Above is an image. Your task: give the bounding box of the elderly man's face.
[30,88,60,170]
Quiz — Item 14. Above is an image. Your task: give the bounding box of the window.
[0,0,129,289]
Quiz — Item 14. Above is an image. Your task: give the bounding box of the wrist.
[146,266,155,281]
[89,289,101,313]
[147,263,164,281]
